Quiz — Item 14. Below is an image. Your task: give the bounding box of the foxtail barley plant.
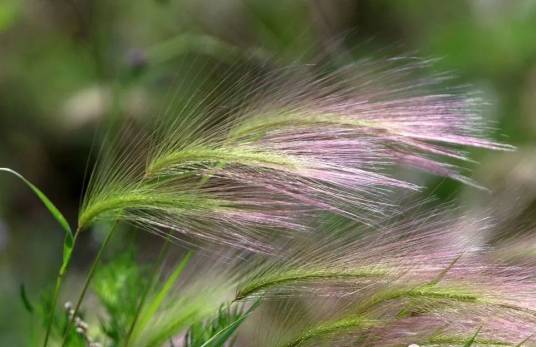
[80,58,512,250]
[4,55,536,346]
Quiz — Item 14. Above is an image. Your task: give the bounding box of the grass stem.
[43,229,80,347]
[60,221,119,347]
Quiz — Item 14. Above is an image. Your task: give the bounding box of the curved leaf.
[0,168,73,237]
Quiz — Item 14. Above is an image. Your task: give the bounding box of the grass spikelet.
[234,208,536,346]
[235,267,389,301]
[80,56,512,251]
[285,316,378,347]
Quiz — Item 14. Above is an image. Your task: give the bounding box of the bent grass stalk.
[78,191,224,230]
[8,58,523,345]
[227,113,386,142]
[355,283,536,320]
[145,147,300,177]
[81,58,516,254]
[284,316,378,347]
[285,283,536,346]
[354,284,480,315]
[284,286,480,347]
[235,267,389,301]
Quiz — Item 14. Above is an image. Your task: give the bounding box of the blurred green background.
[1,0,535,344]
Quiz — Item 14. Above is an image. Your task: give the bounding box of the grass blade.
[19,283,34,313]
[198,301,260,347]
[124,241,171,346]
[515,334,534,347]
[0,168,72,237]
[0,168,75,347]
[132,252,192,340]
[464,326,482,347]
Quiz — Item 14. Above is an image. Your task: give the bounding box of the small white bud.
[64,302,73,310]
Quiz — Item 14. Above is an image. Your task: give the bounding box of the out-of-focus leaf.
[198,301,260,347]
[0,168,74,284]
[463,326,482,347]
[133,252,192,338]
[19,283,33,313]
[92,250,147,344]
[0,168,73,238]
[0,0,19,32]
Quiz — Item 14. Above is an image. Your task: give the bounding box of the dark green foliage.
[92,250,148,345]
[32,289,86,347]
[184,302,258,347]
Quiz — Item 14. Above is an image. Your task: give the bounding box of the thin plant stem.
[123,239,171,347]
[61,221,119,347]
[43,229,81,347]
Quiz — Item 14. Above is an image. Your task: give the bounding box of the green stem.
[43,229,80,347]
[61,221,119,347]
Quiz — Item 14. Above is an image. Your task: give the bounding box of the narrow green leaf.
[143,296,216,347]
[134,252,192,338]
[199,301,260,347]
[19,283,34,313]
[123,241,171,346]
[0,168,76,347]
[0,168,73,238]
[428,253,463,286]
[515,334,534,347]
[198,315,245,347]
[464,326,482,347]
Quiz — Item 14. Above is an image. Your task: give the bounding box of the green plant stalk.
[61,221,119,347]
[43,229,79,347]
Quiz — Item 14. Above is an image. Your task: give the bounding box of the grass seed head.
[80,56,512,251]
